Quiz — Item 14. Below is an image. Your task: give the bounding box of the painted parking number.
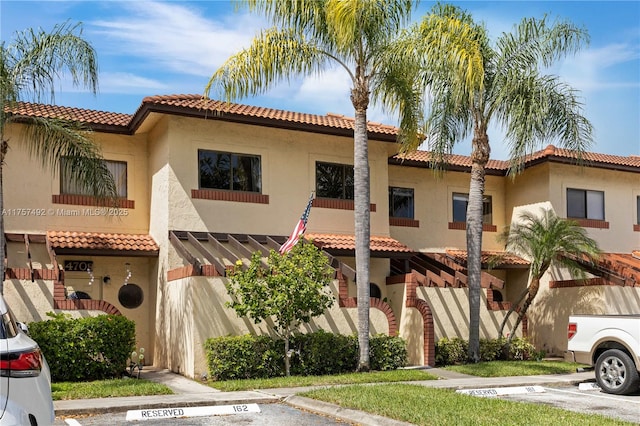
[233,405,249,412]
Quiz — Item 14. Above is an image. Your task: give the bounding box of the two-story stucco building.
[4,95,639,377]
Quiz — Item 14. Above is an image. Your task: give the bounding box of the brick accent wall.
[51,275,122,315]
[167,264,222,281]
[5,268,58,280]
[335,271,398,337]
[448,222,497,232]
[191,189,269,204]
[52,194,134,209]
[634,224,640,232]
[313,198,376,212]
[572,218,609,229]
[485,288,512,311]
[402,272,435,366]
[55,299,121,315]
[549,277,605,288]
[389,217,420,227]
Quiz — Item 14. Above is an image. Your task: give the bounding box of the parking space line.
[545,387,640,403]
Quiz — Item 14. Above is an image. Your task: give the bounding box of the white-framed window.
[567,188,604,220]
[61,159,127,198]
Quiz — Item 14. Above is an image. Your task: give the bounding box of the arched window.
[370,283,382,299]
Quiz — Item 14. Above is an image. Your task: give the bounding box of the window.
[61,159,127,197]
[389,187,414,219]
[567,188,604,220]
[316,162,354,199]
[637,196,640,225]
[370,283,382,299]
[199,150,261,193]
[452,193,492,224]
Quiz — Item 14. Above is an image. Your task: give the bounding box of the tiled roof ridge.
[394,143,640,171]
[6,101,132,126]
[7,97,638,170]
[139,94,399,133]
[46,230,159,252]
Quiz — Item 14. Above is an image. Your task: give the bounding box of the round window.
[118,284,144,309]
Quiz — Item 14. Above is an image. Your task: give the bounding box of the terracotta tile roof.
[445,249,530,267]
[46,231,158,253]
[305,233,414,254]
[597,252,640,283]
[524,145,640,168]
[139,94,399,137]
[5,102,131,128]
[391,144,640,173]
[393,151,508,171]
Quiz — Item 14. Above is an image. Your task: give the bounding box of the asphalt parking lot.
[498,384,640,424]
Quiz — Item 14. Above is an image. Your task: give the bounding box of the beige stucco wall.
[418,287,519,341]
[163,116,394,237]
[528,277,640,356]
[388,165,506,251]
[2,121,157,365]
[507,162,640,252]
[157,276,389,378]
[3,124,150,234]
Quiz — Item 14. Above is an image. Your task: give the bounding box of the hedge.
[28,313,136,382]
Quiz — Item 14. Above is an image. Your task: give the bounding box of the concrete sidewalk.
[54,367,596,424]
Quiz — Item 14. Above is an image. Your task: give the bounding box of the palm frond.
[10,115,118,202]
[204,27,333,101]
[7,21,98,104]
[492,72,593,175]
[500,208,600,279]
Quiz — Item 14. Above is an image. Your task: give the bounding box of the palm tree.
[0,22,118,294]
[205,0,446,371]
[497,208,600,342]
[411,4,593,362]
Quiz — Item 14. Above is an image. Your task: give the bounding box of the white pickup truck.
[566,314,640,395]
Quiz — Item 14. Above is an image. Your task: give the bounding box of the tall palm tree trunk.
[467,129,490,362]
[352,81,371,372]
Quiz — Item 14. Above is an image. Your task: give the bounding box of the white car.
[0,295,55,425]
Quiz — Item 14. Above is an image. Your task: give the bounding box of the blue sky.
[1,0,638,159]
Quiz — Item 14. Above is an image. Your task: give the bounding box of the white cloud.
[99,72,168,93]
[559,43,640,92]
[90,1,266,78]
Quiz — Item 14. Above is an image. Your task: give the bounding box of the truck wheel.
[595,349,640,395]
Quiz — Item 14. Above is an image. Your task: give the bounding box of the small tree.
[226,241,335,376]
[498,208,600,343]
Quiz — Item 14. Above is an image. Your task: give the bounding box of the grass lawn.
[52,378,173,400]
[301,383,634,426]
[444,360,586,377]
[209,369,438,391]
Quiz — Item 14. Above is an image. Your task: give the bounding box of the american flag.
[279,192,314,254]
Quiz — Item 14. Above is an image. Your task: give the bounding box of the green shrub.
[370,334,407,371]
[479,337,506,361]
[29,313,136,382]
[435,336,545,365]
[507,337,542,361]
[289,331,357,376]
[204,335,282,381]
[435,337,468,366]
[205,331,408,380]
